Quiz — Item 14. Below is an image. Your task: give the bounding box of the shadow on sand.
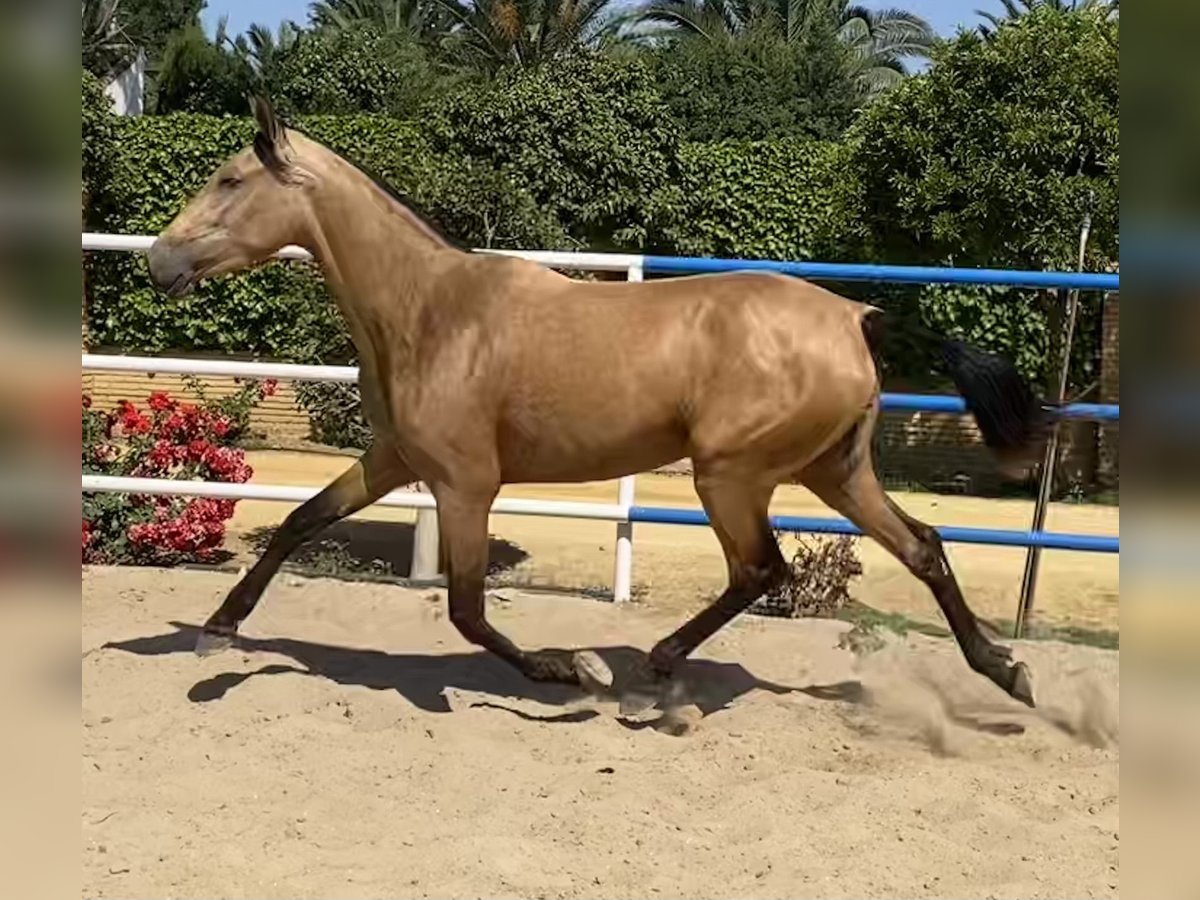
[103,621,871,726]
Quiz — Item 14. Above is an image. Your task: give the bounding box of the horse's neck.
[303,158,457,312]
[300,163,460,366]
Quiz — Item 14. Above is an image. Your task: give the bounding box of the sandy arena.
[83,556,1119,898]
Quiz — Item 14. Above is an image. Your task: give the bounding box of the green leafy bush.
[267,26,452,119]
[847,6,1118,271]
[841,7,1117,388]
[647,32,857,142]
[82,69,118,220]
[648,138,864,262]
[426,52,681,250]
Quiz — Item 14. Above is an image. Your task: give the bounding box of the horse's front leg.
[435,485,610,688]
[196,443,412,654]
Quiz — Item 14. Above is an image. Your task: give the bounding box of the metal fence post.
[612,261,643,602]
[1013,199,1094,638]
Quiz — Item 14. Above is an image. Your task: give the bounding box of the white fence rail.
[82,232,643,600]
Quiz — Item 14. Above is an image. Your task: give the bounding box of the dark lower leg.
[806,458,1033,706]
[202,445,409,639]
[884,498,1032,704]
[438,489,588,686]
[648,478,782,675]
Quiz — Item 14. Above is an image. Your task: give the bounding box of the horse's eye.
[218,175,242,189]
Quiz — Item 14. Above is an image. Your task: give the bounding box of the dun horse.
[148,97,1050,709]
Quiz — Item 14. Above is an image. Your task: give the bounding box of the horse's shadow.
[102,621,866,725]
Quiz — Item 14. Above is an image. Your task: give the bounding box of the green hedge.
[83,53,1112,391]
[650,138,864,262]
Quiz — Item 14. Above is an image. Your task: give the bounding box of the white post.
[612,261,643,603]
[410,482,441,581]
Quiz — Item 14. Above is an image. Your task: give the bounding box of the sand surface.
[83,566,1119,900]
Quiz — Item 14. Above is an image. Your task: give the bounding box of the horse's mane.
[282,125,468,252]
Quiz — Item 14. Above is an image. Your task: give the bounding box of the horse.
[147,96,1048,710]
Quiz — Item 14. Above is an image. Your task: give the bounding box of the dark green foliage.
[647,33,857,142]
[425,52,681,249]
[293,383,374,449]
[121,0,205,60]
[265,26,453,118]
[82,70,118,219]
[842,6,1117,389]
[649,137,864,261]
[847,6,1118,271]
[155,25,254,114]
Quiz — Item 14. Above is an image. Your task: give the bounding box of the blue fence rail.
[881,393,1119,421]
[629,507,1119,554]
[643,256,1120,291]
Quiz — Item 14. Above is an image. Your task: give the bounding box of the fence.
[81,233,1120,609]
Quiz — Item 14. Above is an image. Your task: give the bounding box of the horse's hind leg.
[629,474,786,707]
[196,443,412,654]
[801,434,1035,707]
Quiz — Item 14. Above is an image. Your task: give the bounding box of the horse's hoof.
[573,651,613,692]
[1010,661,1035,708]
[194,630,234,657]
[619,686,660,717]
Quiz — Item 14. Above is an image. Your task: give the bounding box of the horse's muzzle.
[147,238,197,298]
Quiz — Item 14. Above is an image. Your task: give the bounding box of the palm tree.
[839,6,934,99]
[624,0,933,100]
[237,21,303,73]
[82,0,138,79]
[976,0,1118,38]
[213,17,303,77]
[308,0,448,39]
[430,0,627,71]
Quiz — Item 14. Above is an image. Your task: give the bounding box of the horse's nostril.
[147,239,189,292]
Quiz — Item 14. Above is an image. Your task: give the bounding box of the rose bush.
[81,381,273,565]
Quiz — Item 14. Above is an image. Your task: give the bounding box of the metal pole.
[1013,196,1094,638]
[612,262,643,603]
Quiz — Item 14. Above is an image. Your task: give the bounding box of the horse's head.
[148,96,313,297]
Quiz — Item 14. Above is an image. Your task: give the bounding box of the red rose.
[148,391,175,413]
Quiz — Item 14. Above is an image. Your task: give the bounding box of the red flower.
[211,417,231,438]
[83,394,93,409]
[148,391,175,413]
[140,438,183,473]
[262,379,278,397]
[186,438,213,463]
[115,399,151,435]
[82,520,92,549]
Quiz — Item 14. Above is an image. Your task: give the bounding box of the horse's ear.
[248,93,292,174]
[250,93,283,144]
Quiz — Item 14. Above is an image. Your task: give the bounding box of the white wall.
[103,49,145,117]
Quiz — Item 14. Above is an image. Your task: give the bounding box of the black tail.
[862,309,1055,473]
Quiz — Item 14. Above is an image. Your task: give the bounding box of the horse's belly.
[496,419,685,484]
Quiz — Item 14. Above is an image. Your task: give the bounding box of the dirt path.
[225,450,1120,633]
[83,566,1118,900]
